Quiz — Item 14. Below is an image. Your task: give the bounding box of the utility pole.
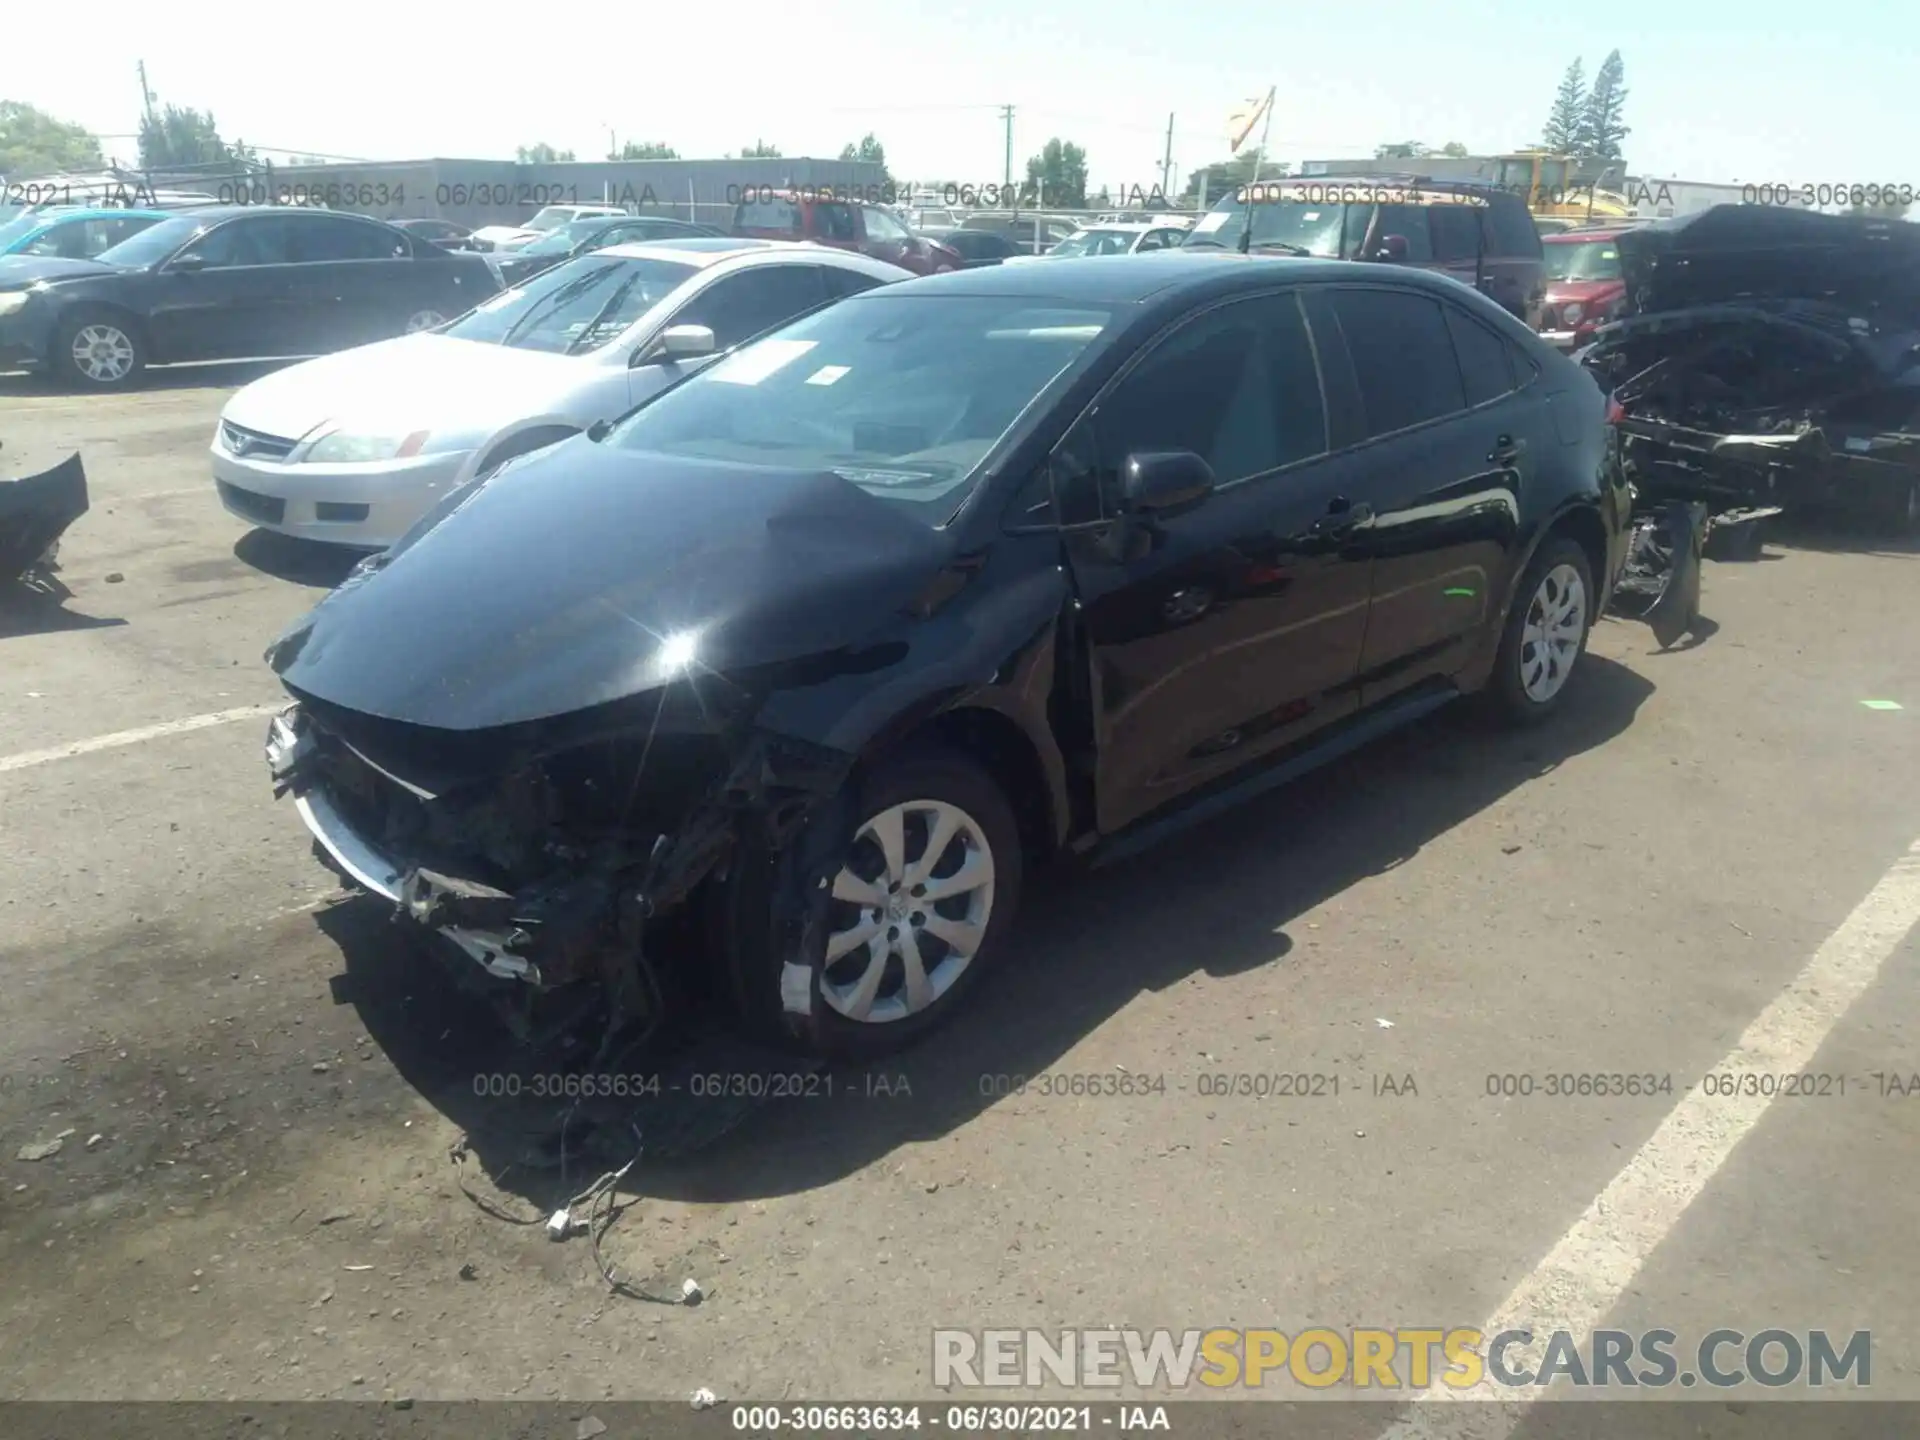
[135,60,160,172]
[1160,113,1174,199]
[1000,104,1015,191]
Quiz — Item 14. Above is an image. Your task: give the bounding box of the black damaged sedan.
[264,254,1629,1060]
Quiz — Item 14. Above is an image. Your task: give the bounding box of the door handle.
[1312,498,1374,535]
[1489,435,1527,464]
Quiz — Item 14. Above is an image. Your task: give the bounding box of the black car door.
[1305,284,1538,705]
[1056,290,1373,835]
[144,215,311,361]
[281,214,439,349]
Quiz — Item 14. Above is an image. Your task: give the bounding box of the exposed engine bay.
[266,696,855,1057]
[1582,205,1920,529]
[1579,205,1920,632]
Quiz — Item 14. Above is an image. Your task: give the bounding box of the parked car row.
[0,207,501,388]
[236,243,1628,1061]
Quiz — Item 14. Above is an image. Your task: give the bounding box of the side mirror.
[635,323,716,366]
[1374,234,1410,261]
[170,252,208,272]
[1122,451,1215,512]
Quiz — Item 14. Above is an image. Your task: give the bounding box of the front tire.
[726,745,1024,1061]
[1486,536,1595,725]
[54,309,146,390]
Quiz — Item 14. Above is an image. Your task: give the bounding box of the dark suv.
[1183,176,1546,325]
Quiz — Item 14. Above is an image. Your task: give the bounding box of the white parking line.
[1378,835,1920,1439]
[0,703,283,776]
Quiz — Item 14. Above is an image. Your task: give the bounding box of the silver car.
[211,239,911,547]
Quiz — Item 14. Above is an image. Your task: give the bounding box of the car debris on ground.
[0,449,89,594]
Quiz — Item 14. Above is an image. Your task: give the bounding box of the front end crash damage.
[0,451,89,592]
[265,699,855,1049]
[1581,206,1920,621]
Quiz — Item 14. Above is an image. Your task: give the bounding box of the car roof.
[1543,228,1629,243]
[880,250,1526,310]
[173,205,405,222]
[21,206,172,223]
[594,238,902,273]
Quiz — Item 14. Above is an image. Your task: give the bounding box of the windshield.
[1545,240,1623,282]
[604,294,1118,522]
[523,207,578,233]
[521,219,609,257]
[441,254,698,353]
[93,214,207,268]
[1185,193,1364,256]
[1050,229,1137,257]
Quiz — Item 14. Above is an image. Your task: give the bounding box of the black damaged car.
[263,254,1628,1060]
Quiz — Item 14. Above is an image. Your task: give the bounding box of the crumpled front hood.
[221,333,594,441]
[1618,205,1920,320]
[268,441,952,731]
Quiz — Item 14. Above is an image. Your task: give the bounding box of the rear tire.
[723,745,1024,1062]
[54,308,146,390]
[1485,536,1595,726]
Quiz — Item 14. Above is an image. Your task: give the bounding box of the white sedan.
[211,240,911,548]
[1004,220,1194,263]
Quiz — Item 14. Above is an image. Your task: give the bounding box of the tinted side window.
[1486,197,1543,258]
[672,265,827,348]
[1444,305,1517,407]
[814,203,858,242]
[1330,288,1467,437]
[1430,205,1485,263]
[189,217,291,268]
[821,266,885,298]
[1094,292,1328,490]
[285,216,407,262]
[1369,204,1434,262]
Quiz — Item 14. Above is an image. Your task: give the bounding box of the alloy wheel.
[1519,562,1587,703]
[71,324,135,384]
[820,799,996,1024]
[404,310,447,333]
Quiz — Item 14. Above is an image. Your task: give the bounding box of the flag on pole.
[1228,88,1276,154]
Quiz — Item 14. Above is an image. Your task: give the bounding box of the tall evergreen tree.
[1577,51,1630,161]
[1541,60,1587,152]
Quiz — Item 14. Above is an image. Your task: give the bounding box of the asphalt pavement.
[1,368,1917,1422]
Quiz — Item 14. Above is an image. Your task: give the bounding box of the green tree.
[516,142,577,162]
[740,140,782,158]
[1576,51,1629,161]
[1179,148,1289,205]
[611,140,677,160]
[1847,198,1913,221]
[838,133,888,172]
[1541,59,1587,152]
[1024,137,1088,207]
[1374,140,1431,159]
[1439,141,1470,158]
[138,104,254,169]
[0,101,104,176]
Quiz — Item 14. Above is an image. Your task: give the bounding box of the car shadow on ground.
[315,654,1655,1206]
[233,529,366,588]
[0,577,127,639]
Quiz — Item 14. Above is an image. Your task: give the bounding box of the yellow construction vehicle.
[1493,150,1634,222]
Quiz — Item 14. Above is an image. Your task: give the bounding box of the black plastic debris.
[0,452,90,592]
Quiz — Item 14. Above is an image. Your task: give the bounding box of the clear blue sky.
[10,0,1912,189]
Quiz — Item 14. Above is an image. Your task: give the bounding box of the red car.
[730,191,962,275]
[1538,227,1633,351]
